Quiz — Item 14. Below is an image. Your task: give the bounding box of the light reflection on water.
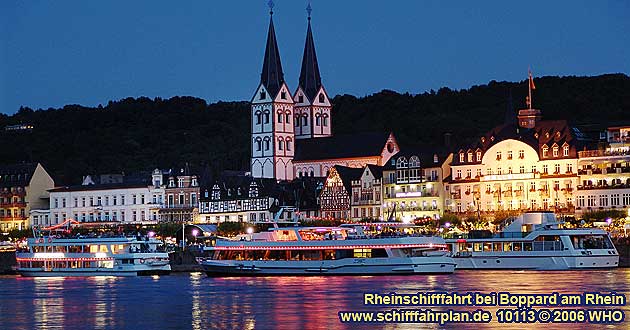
[1,269,629,330]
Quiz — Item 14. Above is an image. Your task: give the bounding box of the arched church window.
[302,115,308,126]
[278,138,284,150]
[260,91,266,100]
[255,139,262,151]
[286,139,292,151]
[255,111,262,125]
[323,114,328,126]
[319,93,324,103]
[277,111,283,123]
[264,111,270,124]
[316,115,321,126]
[264,139,270,151]
[294,114,300,127]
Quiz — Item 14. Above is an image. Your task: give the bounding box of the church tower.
[293,4,332,139]
[250,4,295,180]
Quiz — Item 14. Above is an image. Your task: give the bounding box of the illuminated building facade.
[350,165,383,221]
[574,125,630,214]
[446,105,586,214]
[319,166,362,220]
[159,168,200,222]
[0,163,54,231]
[382,150,451,222]
[250,7,399,181]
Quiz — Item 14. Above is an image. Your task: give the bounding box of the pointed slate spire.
[260,4,285,98]
[298,3,322,102]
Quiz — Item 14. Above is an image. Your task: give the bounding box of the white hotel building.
[31,173,165,227]
[446,106,584,214]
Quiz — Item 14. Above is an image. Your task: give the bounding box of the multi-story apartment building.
[446,106,586,215]
[382,150,451,222]
[0,163,54,231]
[34,173,164,226]
[574,125,630,214]
[159,168,199,222]
[350,165,383,221]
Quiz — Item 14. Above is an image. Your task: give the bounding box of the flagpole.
[528,67,533,110]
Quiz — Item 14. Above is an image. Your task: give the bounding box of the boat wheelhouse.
[16,235,171,277]
[199,225,455,276]
[445,212,619,270]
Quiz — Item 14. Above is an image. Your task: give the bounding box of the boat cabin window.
[473,243,482,252]
[570,235,614,250]
[523,242,533,251]
[512,242,523,251]
[503,242,512,251]
[483,243,492,252]
[353,249,372,258]
[493,243,502,252]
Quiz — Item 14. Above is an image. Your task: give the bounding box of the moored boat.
[16,235,171,277]
[198,225,455,276]
[445,212,619,270]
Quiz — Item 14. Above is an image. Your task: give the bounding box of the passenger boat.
[16,235,171,277]
[445,212,619,270]
[198,225,455,276]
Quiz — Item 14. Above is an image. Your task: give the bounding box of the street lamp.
[191,228,199,245]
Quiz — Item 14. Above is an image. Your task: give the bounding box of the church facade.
[250,8,398,182]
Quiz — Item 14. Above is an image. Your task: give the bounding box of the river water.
[1,269,629,330]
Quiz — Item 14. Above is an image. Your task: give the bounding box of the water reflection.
[1,270,630,330]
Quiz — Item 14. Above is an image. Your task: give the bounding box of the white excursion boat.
[16,235,171,277]
[198,225,455,276]
[445,212,619,270]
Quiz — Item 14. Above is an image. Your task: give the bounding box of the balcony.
[161,204,195,210]
[578,149,630,158]
[0,201,27,207]
[0,216,27,222]
[577,184,630,191]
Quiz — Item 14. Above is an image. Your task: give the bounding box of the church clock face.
[387,142,394,153]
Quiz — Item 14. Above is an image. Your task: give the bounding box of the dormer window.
[319,94,324,103]
[552,146,559,157]
[169,179,175,187]
[433,154,438,163]
[191,178,198,187]
[459,153,464,163]
[542,146,549,158]
[178,178,184,188]
[476,151,482,161]
[260,91,266,100]
[467,152,473,162]
[211,184,220,200]
[563,145,569,157]
[249,182,259,198]
[281,91,287,99]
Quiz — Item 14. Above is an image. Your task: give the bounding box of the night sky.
[1,0,628,114]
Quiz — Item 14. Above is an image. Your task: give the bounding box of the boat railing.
[443,232,531,239]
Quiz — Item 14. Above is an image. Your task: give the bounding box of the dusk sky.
[1,0,628,114]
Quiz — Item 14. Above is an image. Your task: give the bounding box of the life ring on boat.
[39,238,45,244]
[48,238,53,243]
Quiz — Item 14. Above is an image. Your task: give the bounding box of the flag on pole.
[528,70,536,90]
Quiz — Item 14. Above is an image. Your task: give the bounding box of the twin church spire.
[259,3,325,104]
[250,3,332,180]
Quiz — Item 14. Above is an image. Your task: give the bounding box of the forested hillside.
[1,74,628,184]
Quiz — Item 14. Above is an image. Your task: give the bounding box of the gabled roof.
[294,132,392,162]
[260,14,285,98]
[452,119,590,165]
[0,163,38,188]
[365,164,384,180]
[332,165,363,193]
[298,17,322,102]
[383,145,449,170]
